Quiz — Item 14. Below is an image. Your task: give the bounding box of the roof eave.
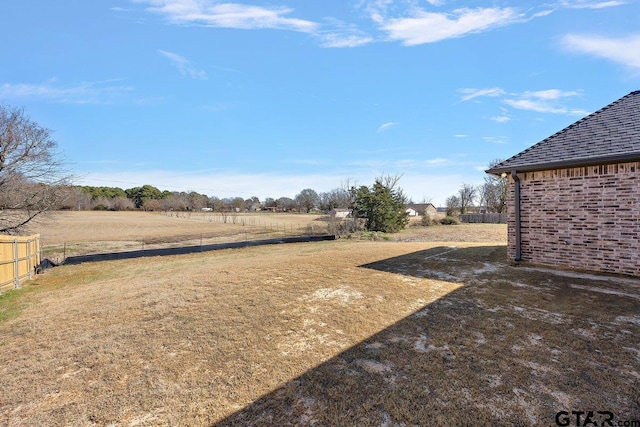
[486,152,640,176]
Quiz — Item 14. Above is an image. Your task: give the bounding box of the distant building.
[406,203,437,217]
[406,208,419,217]
[330,208,351,219]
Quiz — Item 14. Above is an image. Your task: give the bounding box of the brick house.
[406,203,438,217]
[486,90,640,276]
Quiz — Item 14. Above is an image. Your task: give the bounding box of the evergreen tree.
[125,185,164,208]
[351,176,409,233]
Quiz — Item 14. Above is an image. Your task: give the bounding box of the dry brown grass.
[398,221,506,242]
[29,211,329,259]
[28,211,507,260]
[1,218,639,426]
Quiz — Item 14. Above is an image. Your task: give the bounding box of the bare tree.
[230,197,245,212]
[458,183,477,214]
[319,188,350,212]
[295,188,319,213]
[445,195,460,216]
[244,196,261,212]
[90,196,113,211]
[276,197,295,211]
[56,186,91,211]
[208,196,225,212]
[112,196,135,211]
[481,159,508,213]
[0,106,71,234]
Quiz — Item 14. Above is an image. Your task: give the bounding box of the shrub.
[421,214,437,226]
[440,216,460,225]
[345,231,390,241]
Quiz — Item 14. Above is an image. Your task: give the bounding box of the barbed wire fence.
[161,211,330,235]
[43,212,335,261]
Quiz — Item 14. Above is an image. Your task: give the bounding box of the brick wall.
[507,161,640,276]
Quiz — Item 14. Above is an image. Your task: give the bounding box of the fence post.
[38,237,43,271]
[13,238,19,289]
[27,238,32,280]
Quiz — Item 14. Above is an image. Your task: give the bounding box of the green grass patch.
[0,285,36,324]
[0,264,120,326]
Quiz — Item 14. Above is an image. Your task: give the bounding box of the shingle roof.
[486,90,640,175]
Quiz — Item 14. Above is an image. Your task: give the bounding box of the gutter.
[486,152,640,176]
[512,170,522,262]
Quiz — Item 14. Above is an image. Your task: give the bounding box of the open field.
[28,211,507,260]
[28,211,331,260]
[1,221,639,426]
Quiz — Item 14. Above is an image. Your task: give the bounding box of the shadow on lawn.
[214,245,640,426]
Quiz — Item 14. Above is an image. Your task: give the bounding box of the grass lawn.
[2,219,638,425]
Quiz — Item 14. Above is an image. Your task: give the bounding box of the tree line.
[56,185,356,214]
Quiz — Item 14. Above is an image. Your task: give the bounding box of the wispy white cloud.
[317,18,374,48]
[503,90,588,115]
[424,158,449,165]
[0,79,134,104]
[364,1,626,47]
[561,33,640,72]
[491,108,512,123]
[458,87,505,102]
[458,87,588,117]
[157,50,208,79]
[343,156,452,170]
[377,122,397,132]
[320,32,374,48]
[133,1,318,33]
[482,136,509,145]
[134,1,377,48]
[377,7,521,45]
[503,99,584,114]
[531,9,555,18]
[520,89,581,100]
[559,0,627,9]
[131,0,628,52]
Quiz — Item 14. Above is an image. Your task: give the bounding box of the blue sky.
[1,0,639,205]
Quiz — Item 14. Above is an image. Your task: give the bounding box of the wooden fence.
[459,213,507,224]
[0,234,41,292]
